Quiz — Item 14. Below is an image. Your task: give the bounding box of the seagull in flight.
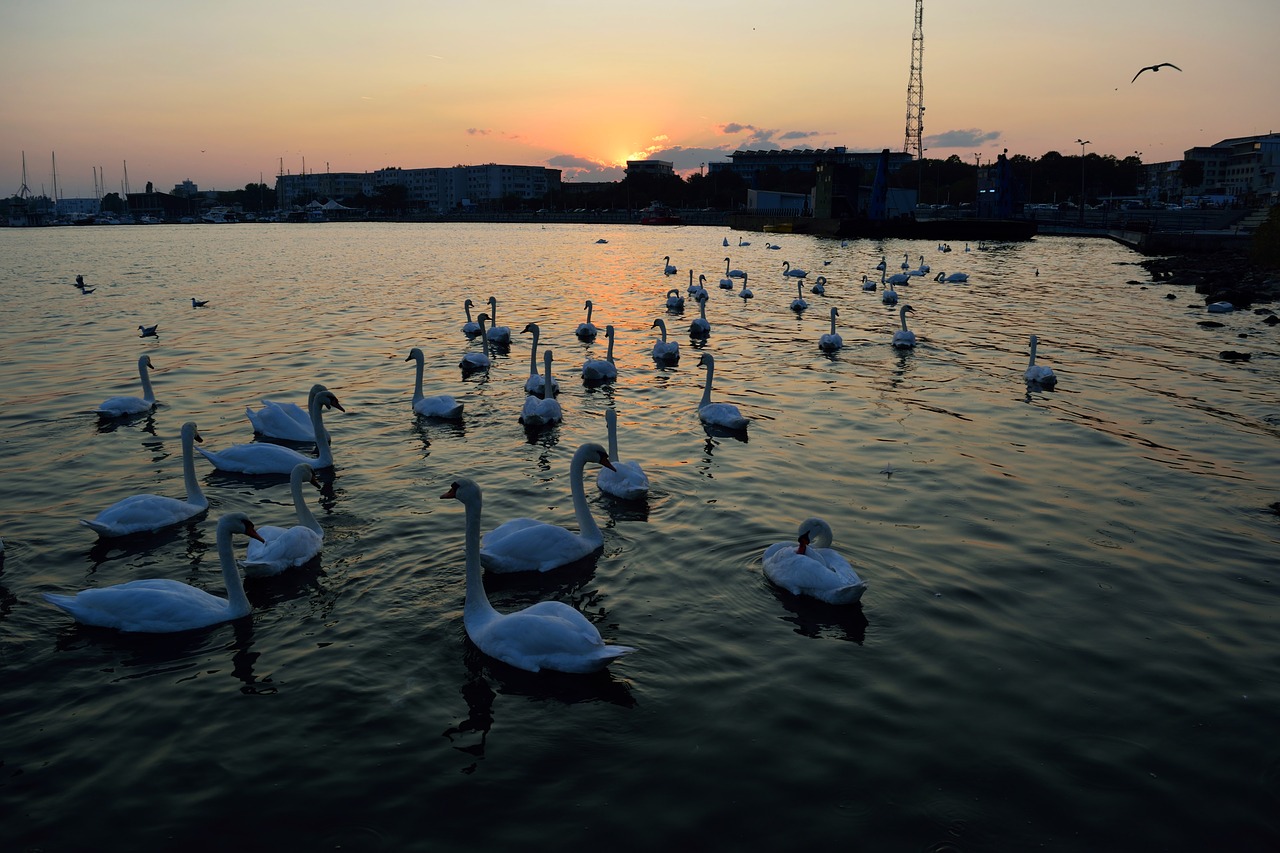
[1132,62,1181,83]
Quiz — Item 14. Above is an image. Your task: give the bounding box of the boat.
[639,202,682,226]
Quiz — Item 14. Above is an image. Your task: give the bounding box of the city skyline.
[3,0,1278,199]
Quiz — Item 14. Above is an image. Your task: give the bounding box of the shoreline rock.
[1139,248,1280,308]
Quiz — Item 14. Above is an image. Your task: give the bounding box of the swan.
[861,274,877,291]
[191,298,208,308]
[663,255,678,276]
[719,273,734,290]
[485,296,511,346]
[442,476,636,672]
[597,407,649,500]
[725,257,746,279]
[479,442,616,573]
[763,517,867,604]
[246,384,327,442]
[880,270,898,306]
[887,269,912,287]
[460,314,492,373]
[900,252,911,270]
[739,237,751,246]
[576,300,599,341]
[892,304,917,349]
[738,272,753,301]
[689,272,709,302]
[697,353,748,431]
[44,513,264,633]
[520,323,560,397]
[790,281,809,312]
[665,288,685,311]
[199,388,344,474]
[97,355,157,417]
[79,421,208,537]
[581,324,618,384]
[519,351,562,428]
[690,297,711,338]
[782,261,808,279]
[239,463,324,576]
[461,299,481,337]
[138,324,158,337]
[914,255,931,274]
[875,256,887,271]
[651,318,680,364]
[1024,334,1058,388]
[819,307,843,353]
[723,237,730,247]
[935,271,969,283]
[811,275,827,295]
[406,348,464,418]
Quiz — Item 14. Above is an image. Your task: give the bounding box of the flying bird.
[1132,62,1181,83]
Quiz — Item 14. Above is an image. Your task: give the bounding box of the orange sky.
[3,0,1277,198]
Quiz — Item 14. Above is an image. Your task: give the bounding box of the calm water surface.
[1,223,1277,852]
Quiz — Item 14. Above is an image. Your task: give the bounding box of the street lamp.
[1075,138,1091,223]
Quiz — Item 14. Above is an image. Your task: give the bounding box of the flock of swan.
[41,239,1057,674]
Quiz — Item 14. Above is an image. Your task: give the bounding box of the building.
[1182,133,1280,204]
[275,163,561,212]
[708,147,913,186]
[625,160,674,177]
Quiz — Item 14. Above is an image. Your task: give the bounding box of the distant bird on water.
[138,324,159,337]
[1132,62,1181,83]
[192,298,208,307]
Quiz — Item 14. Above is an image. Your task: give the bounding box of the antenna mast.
[904,0,924,160]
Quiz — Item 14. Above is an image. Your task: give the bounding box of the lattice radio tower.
[904,0,924,160]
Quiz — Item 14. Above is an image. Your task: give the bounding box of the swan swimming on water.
[461,299,481,337]
[880,270,898,305]
[763,517,867,604]
[1024,334,1058,388]
[79,421,208,537]
[819,307,843,352]
[239,463,324,576]
[247,384,328,442]
[697,353,749,431]
[663,256,678,275]
[790,281,809,312]
[783,261,808,279]
[97,355,157,417]
[460,314,493,373]
[665,288,685,311]
[690,296,712,337]
[199,388,344,474]
[892,304,917,349]
[651,318,680,364]
[581,324,618,384]
[811,275,827,295]
[406,348,464,418]
[597,407,649,501]
[485,297,512,347]
[479,442,616,573]
[519,350,563,428]
[738,272,753,301]
[44,513,264,633]
[520,322,560,396]
[575,300,599,341]
[725,257,746,279]
[442,476,636,672]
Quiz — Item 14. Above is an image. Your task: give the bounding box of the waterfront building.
[1182,132,1280,204]
[709,147,913,186]
[275,163,560,212]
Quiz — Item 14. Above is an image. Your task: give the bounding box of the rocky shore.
[1138,248,1280,309]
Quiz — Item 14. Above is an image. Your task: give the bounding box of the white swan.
[485,296,511,346]
[935,271,969,283]
[442,477,636,672]
[461,298,481,337]
[44,513,264,633]
[723,236,730,247]
[597,408,649,501]
[663,255,678,276]
[521,323,560,396]
[914,255,931,275]
[811,275,827,295]
[887,269,912,287]
[763,517,867,604]
[79,421,208,537]
[725,257,746,279]
[697,353,749,431]
[97,355,156,417]
[738,237,751,246]
[199,388,344,474]
[406,348,464,418]
[790,280,809,312]
[738,272,753,301]
[689,272,709,301]
[690,296,711,338]
[783,261,808,279]
[246,384,327,442]
[651,318,680,364]
[861,274,877,292]
[460,314,492,373]
[819,307,844,353]
[880,269,898,305]
[239,463,324,576]
[1024,334,1058,388]
[892,304,917,349]
[581,324,618,384]
[665,288,685,311]
[875,256,887,271]
[900,252,911,270]
[519,351,563,428]
[575,300,599,341]
[479,442,616,573]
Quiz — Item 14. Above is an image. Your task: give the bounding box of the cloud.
[779,130,823,141]
[923,128,1003,148]
[547,154,626,182]
[466,128,492,136]
[639,145,736,175]
[718,122,830,150]
[547,154,600,169]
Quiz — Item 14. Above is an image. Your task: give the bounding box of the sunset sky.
[3,0,1277,199]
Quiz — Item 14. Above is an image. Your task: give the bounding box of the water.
[1,224,1277,852]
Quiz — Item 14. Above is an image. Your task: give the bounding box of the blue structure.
[868,149,890,221]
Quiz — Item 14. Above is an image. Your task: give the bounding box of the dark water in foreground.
[1,223,1277,851]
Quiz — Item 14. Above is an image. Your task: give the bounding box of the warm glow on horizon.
[3,1,1278,196]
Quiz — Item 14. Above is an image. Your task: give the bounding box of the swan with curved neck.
[581,324,618,384]
[246,384,328,443]
[763,516,867,604]
[461,299,481,337]
[521,323,560,396]
[738,272,753,300]
[485,296,511,346]
[665,288,685,311]
[783,261,808,279]
[1025,335,1058,388]
[199,387,344,474]
[576,300,598,341]
[597,407,649,500]
[725,257,746,279]
[479,442,616,573]
[892,304,917,348]
[97,355,157,417]
[697,353,749,431]
[406,348,463,418]
[819,307,843,353]
[861,274,877,291]
[811,275,827,295]
[443,477,636,672]
[240,463,324,576]
[80,421,208,536]
[663,255,678,275]
[519,351,562,428]
[460,314,492,372]
[44,513,264,632]
[651,318,680,364]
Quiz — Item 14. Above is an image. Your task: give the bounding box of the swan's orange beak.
[597,451,616,472]
[244,520,266,544]
[796,532,810,555]
[441,482,460,500]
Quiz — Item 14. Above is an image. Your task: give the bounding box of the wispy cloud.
[466,128,492,136]
[923,128,1003,148]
